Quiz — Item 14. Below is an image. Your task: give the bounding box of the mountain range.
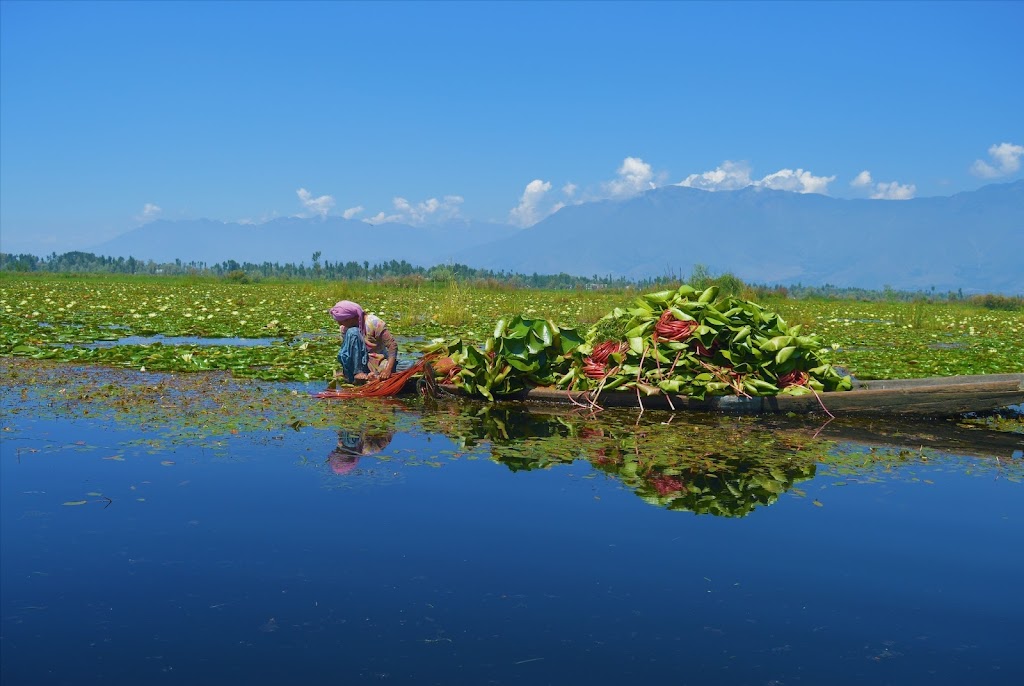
[92,180,1024,294]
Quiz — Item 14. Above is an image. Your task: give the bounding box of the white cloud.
[971,141,1024,178]
[296,188,335,218]
[850,170,916,199]
[509,179,556,227]
[342,206,364,220]
[562,182,577,197]
[604,157,656,198]
[870,181,916,200]
[135,203,162,223]
[677,160,754,191]
[851,170,873,187]
[760,168,836,194]
[365,195,464,225]
[366,211,397,224]
[677,161,834,194]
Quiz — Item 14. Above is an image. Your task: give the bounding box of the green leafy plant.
[434,278,473,326]
[426,316,582,400]
[557,285,852,399]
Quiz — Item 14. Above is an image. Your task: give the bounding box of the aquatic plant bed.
[2,275,1022,382]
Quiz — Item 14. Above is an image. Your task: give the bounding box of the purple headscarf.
[329,300,365,336]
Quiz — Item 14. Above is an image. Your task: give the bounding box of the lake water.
[2,365,1023,685]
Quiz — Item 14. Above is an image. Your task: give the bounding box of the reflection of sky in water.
[2,413,1022,685]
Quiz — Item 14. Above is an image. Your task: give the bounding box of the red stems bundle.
[583,340,627,379]
[653,310,698,342]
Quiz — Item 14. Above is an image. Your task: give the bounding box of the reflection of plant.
[417,405,584,471]
[417,403,829,515]
[599,454,817,517]
[571,417,823,516]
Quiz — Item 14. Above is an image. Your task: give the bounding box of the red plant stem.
[667,350,684,377]
[810,385,835,418]
[635,344,648,414]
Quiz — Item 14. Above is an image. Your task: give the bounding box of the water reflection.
[327,425,396,475]
[4,361,1024,685]
[5,357,1020,519]
[409,405,828,516]
[313,399,1022,517]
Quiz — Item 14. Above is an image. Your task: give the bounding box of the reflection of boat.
[808,416,1023,460]
[432,373,1024,418]
[514,404,1023,461]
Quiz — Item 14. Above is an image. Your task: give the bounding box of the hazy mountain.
[91,216,519,268]
[453,180,1024,294]
[91,181,1023,293]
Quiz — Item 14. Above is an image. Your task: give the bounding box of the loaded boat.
[516,372,1024,415]
[318,287,1023,420]
[514,373,1024,417]
[321,370,1024,419]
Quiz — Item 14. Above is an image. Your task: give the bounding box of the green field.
[1,274,1021,382]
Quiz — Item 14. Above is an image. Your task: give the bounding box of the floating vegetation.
[3,358,1021,517]
[1,276,1021,383]
[71,335,283,348]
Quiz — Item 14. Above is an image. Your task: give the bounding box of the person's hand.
[379,368,392,380]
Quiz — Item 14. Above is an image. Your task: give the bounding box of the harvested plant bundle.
[556,285,852,400]
[424,316,583,401]
[316,356,435,399]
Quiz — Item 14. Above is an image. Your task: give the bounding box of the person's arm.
[378,328,399,379]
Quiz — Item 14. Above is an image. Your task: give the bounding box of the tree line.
[0,250,635,290]
[2,250,1017,308]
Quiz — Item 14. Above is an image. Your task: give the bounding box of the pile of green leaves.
[557,285,852,399]
[425,315,582,400]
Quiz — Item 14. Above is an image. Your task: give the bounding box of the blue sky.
[1,0,1021,255]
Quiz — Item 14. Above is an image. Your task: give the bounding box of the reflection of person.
[327,428,395,475]
[329,300,399,383]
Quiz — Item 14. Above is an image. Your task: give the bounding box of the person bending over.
[329,300,398,383]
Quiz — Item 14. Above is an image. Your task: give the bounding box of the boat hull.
[436,373,1024,418]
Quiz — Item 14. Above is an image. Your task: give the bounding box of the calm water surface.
[2,390,1022,685]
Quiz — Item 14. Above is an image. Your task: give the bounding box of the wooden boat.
[432,373,1024,418]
